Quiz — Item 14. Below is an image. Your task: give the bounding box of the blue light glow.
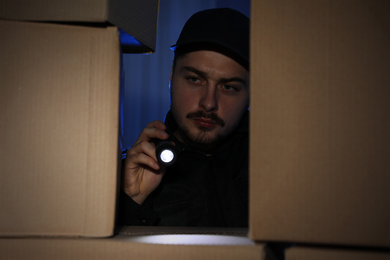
[119,28,143,47]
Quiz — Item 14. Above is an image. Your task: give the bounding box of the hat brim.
[170,40,249,71]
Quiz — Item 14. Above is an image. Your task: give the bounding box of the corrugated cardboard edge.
[285,246,390,260]
[0,236,270,260]
[82,26,121,237]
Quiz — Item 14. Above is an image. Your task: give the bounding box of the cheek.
[220,98,249,125]
[171,84,199,111]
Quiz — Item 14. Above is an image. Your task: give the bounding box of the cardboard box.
[0,0,159,53]
[250,0,390,247]
[0,20,120,237]
[0,227,272,260]
[286,246,390,260]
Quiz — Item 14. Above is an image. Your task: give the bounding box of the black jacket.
[118,110,249,227]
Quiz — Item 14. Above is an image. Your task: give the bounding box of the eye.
[221,84,240,93]
[186,76,203,85]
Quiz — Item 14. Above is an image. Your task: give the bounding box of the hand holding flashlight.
[121,120,169,205]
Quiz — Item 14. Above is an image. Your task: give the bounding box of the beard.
[173,110,226,153]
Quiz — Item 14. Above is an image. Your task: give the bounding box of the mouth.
[186,111,225,129]
[193,117,218,129]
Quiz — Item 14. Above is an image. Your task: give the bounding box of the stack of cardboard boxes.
[0,0,159,238]
[0,0,389,259]
[0,0,268,259]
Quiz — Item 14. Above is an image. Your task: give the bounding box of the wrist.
[122,187,147,205]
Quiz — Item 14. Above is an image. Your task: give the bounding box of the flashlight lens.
[160,149,174,163]
[155,140,178,166]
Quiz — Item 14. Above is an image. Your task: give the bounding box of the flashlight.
[155,140,177,167]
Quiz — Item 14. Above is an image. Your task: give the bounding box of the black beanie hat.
[171,8,250,70]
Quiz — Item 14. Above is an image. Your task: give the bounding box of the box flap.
[108,0,159,53]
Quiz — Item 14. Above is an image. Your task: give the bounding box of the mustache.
[186,111,225,127]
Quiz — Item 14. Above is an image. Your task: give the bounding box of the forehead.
[175,50,249,80]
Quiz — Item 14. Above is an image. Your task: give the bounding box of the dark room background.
[122,0,250,150]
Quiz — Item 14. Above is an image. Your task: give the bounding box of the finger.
[128,140,158,160]
[126,152,160,171]
[137,121,169,142]
[145,120,167,131]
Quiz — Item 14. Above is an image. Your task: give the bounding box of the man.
[119,8,250,227]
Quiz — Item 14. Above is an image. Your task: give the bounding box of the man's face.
[170,50,249,150]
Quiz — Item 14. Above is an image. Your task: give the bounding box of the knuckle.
[139,140,152,149]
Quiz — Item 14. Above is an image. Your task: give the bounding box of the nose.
[199,86,218,112]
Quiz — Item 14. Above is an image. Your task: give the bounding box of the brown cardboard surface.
[0,230,270,260]
[0,20,120,237]
[0,0,159,52]
[250,0,390,247]
[286,246,390,260]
